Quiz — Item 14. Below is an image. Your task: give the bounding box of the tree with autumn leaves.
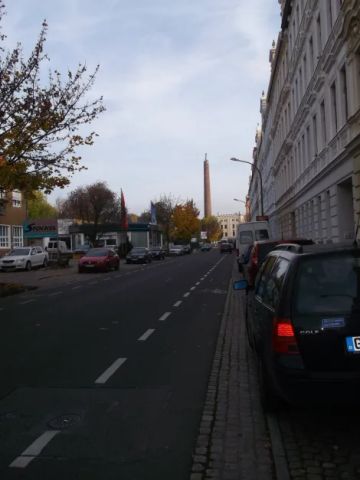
[200,216,222,242]
[0,1,104,195]
[170,200,200,243]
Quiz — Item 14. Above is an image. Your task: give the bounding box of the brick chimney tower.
[204,154,212,218]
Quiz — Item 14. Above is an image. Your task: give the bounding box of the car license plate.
[345,337,360,353]
[85,264,95,268]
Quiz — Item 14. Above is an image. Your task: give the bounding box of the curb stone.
[190,263,275,479]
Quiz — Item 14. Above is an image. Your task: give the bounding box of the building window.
[328,0,333,30]
[320,100,327,146]
[12,226,23,247]
[326,190,331,239]
[301,134,306,171]
[309,36,314,73]
[0,225,10,248]
[306,125,311,167]
[316,14,322,55]
[330,81,338,134]
[303,55,307,89]
[312,114,318,155]
[340,65,348,122]
[12,190,22,208]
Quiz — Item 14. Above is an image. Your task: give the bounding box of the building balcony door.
[337,178,355,241]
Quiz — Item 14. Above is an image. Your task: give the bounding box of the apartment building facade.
[0,189,26,254]
[249,0,360,243]
[216,213,243,240]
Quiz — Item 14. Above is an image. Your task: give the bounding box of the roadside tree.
[27,191,57,218]
[0,1,104,194]
[59,182,119,244]
[201,216,222,242]
[171,200,200,243]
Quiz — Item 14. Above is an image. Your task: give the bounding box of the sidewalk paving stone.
[190,263,275,480]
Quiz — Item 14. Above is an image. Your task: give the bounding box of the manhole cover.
[47,414,82,430]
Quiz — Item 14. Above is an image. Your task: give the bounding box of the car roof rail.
[273,243,304,253]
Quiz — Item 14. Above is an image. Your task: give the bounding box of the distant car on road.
[219,242,233,253]
[234,243,360,410]
[169,245,185,256]
[126,247,152,264]
[200,243,211,251]
[78,248,119,272]
[182,244,191,254]
[0,247,48,271]
[149,246,166,260]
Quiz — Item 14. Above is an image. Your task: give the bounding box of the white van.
[236,221,271,261]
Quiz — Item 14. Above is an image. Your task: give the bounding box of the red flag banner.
[120,189,128,230]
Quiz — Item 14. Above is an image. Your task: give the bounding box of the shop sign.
[24,219,58,238]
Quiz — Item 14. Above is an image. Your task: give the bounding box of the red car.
[78,248,120,273]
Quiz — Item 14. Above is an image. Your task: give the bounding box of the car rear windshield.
[294,251,360,315]
[255,229,269,241]
[239,231,253,244]
[85,249,108,257]
[8,248,30,256]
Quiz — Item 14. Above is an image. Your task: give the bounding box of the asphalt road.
[0,249,234,480]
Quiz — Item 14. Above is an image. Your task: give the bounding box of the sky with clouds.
[3,0,281,216]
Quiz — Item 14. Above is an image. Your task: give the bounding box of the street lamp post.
[230,158,264,218]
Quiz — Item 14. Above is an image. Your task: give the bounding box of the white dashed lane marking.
[159,312,172,321]
[95,358,127,384]
[9,430,61,468]
[183,292,190,298]
[190,286,196,291]
[138,329,155,341]
[48,291,62,297]
[72,285,82,290]
[173,301,182,307]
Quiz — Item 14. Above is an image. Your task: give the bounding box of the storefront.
[23,218,73,249]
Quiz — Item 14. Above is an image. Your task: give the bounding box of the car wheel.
[78,267,83,273]
[117,261,120,270]
[25,261,32,271]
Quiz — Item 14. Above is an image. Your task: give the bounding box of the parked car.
[126,247,152,264]
[169,245,185,256]
[236,220,270,258]
[234,243,360,410]
[74,244,91,256]
[182,244,191,254]
[78,248,119,272]
[200,243,211,251]
[149,246,166,260]
[47,240,73,265]
[219,241,233,253]
[0,247,48,271]
[243,238,314,287]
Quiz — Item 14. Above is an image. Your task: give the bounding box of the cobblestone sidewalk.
[190,264,275,480]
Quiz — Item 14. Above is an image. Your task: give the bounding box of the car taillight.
[272,317,299,354]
